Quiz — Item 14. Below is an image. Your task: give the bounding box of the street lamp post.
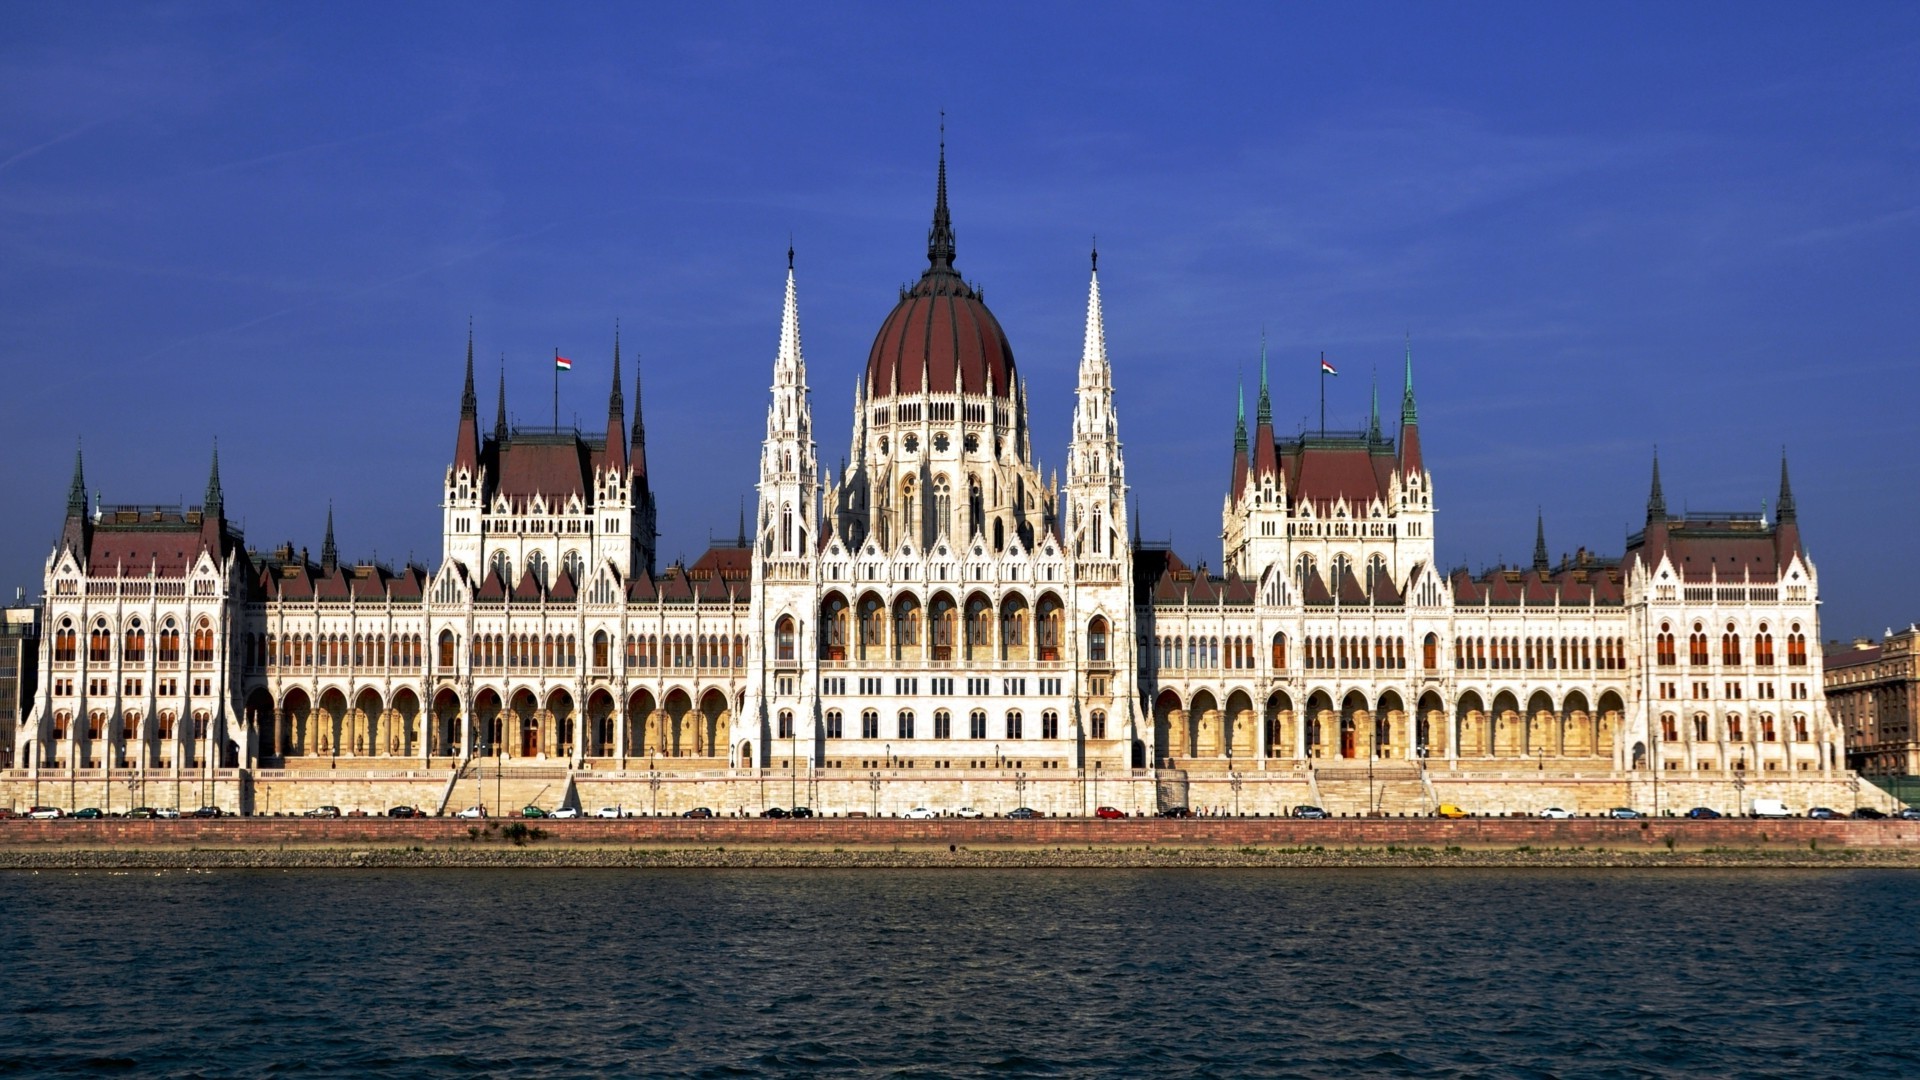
[1230,770,1243,817]
[869,771,881,817]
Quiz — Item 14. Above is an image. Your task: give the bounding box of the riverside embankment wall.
[3,817,1917,850]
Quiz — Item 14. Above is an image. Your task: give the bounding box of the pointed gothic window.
[782,504,794,554]
[563,550,585,584]
[933,476,951,539]
[901,477,917,548]
[528,550,549,589]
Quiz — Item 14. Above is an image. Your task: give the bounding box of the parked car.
[1685,806,1722,819]
[682,807,714,819]
[1157,806,1192,818]
[26,806,63,819]
[789,806,814,819]
[520,805,549,819]
[1292,805,1329,819]
[760,806,791,819]
[455,806,487,819]
[0,808,19,820]
[154,807,181,819]
[903,807,936,819]
[304,805,341,819]
[953,806,983,819]
[125,807,157,820]
[594,806,624,819]
[1807,806,1838,820]
[1436,804,1468,819]
[549,807,581,819]
[190,806,223,818]
[386,805,419,818]
[1537,807,1571,820]
[1897,807,1920,820]
[1751,798,1791,818]
[1007,807,1039,820]
[1852,807,1887,820]
[1094,806,1125,819]
[72,807,104,819]
[1608,807,1643,819]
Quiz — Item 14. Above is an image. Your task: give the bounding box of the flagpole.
[1319,351,1326,436]
[553,347,560,429]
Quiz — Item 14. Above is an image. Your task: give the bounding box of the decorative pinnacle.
[609,320,625,419]
[1777,447,1797,524]
[1401,331,1418,426]
[1255,331,1272,427]
[1648,447,1667,522]
[461,319,477,417]
[1533,509,1549,571]
[67,439,86,516]
[1234,376,1247,454]
[927,119,956,274]
[321,502,338,571]
[495,360,508,442]
[205,439,224,514]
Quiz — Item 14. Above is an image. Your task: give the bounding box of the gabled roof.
[512,567,543,601]
[476,567,506,602]
[547,569,576,601]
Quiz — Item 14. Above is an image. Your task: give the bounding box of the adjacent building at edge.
[15,157,1877,815]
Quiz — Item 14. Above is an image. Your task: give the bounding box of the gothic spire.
[1369,368,1382,441]
[1533,510,1549,572]
[609,321,625,420]
[1401,331,1419,426]
[204,440,224,518]
[1647,448,1668,523]
[1255,332,1272,428]
[67,440,86,517]
[1234,376,1248,455]
[926,122,956,275]
[321,503,338,572]
[461,319,477,418]
[629,348,648,476]
[1776,448,1797,524]
[494,361,509,444]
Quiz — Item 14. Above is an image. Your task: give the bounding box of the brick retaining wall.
[2,817,1916,849]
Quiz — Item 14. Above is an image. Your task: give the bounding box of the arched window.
[933,709,952,739]
[527,550,549,588]
[1661,714,1678,741]
[192,619,214,664]
[1089,709,1107,739]
[490,549,512,585]
[900,477,917,547]
[781,504,794,554]
[1295,553,1316,589]
[1006,710,1024,740]
[1693,714,1709,741]
[54,622,76,663]
[124,620,145,663]
[562,549,585,585]
[593,630,609,668]
[969,478,985,539]
[969,709,987,739]
[897,710,915,739]
[90,623,111,663]
[777,710,794,739]
[775,616,796,663]
[861,709,879,739]
[933,476,951,539]
[1689,628,1709,666]
[437,629,457,670]
[825,710,844,738]
[1088,616,1109,663]
[160,621,180,664]
[1041,709,1060,739]
[1722,625,1742,666]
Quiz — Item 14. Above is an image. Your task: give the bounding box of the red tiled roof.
[88,526,203,577]
[1285,445,1389,511]
[1826,645,1883,671]
[866,282,1016,400]
[496,441,588,502]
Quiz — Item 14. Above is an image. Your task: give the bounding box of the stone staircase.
[435,764,571,816]
[1311,763,1431,817]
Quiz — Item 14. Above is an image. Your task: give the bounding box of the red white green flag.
[1320,356,1338,376]
[555,354,573,372]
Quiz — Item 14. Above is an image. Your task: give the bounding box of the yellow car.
[1436,804,1469,819]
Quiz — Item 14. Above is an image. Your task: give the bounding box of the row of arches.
[1150,687,1629,763]
[1655,621,1809,667]
[252,632,426,671]
[258,685,738,761]
[52,616,207,666]
[35,707,230,769]
[815,591,1101,664]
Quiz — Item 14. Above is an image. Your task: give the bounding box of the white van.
[1750,798,1791,818]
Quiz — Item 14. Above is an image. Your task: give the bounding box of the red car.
[1094,806,1125,819]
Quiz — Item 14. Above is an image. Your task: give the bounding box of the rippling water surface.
[3,868,1917,1077]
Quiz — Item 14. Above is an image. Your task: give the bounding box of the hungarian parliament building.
[14,154,1876,817]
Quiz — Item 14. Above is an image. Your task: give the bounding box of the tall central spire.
[1255,332,1272,428]
[927,121,956,275]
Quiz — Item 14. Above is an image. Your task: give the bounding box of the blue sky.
[2,3,1915,641]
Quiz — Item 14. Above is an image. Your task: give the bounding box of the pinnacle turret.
[1647,449,1668,523]
[1777,449,1796,524]
[204,440,224,518]
[321,503,338,572]
[461,321,477,418]
[1533,511,1549,572]
[1255,333,1272,428]
[927,126,956,275]
[66,440,86,517]
[494,363,508,444]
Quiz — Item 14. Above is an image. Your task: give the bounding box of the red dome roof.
[864,146,1018,401]
[865,277,1016,399]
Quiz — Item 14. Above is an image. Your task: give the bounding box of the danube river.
[4,868,1916,1076]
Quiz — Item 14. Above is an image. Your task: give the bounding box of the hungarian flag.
[555,354,572,372]
[1320,355,1338,376]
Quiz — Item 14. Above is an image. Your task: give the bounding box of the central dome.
[864,151,1018,400]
